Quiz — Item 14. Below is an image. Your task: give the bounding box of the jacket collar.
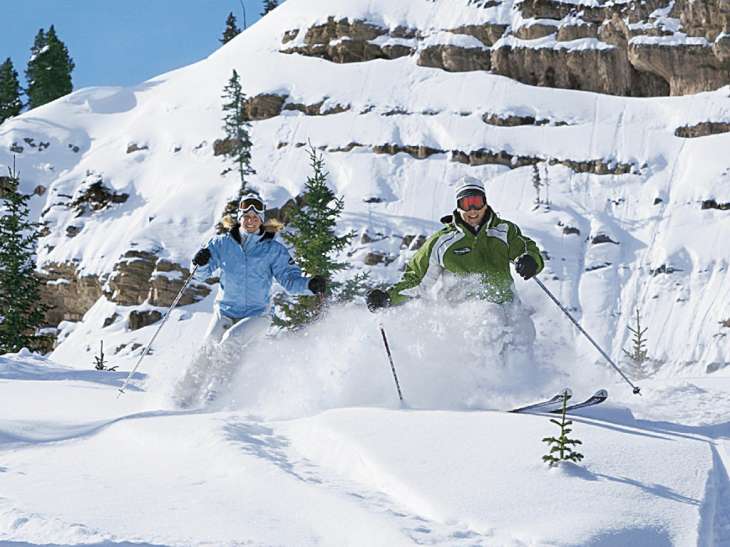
[230,225,276,245]
[441,207,495,235]
[231,225,243,244]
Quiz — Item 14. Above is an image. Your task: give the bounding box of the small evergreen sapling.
[221,69,254,195]
[93,340,117,372]
[623,308,648,365]
[531,164,542,206]
[531,162,550,208]
[542,391,584,467]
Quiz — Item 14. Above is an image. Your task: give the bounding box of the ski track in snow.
[220,417,489,546]
[703,439,730,546]
[0,404,493,545]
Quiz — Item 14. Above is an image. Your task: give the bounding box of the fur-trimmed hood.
[221,214,285,242]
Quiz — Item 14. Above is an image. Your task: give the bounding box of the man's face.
[241,211,263,233]
[458,193,488,227]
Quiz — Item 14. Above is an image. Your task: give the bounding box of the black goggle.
[239,198,264,214]
[457,194,486,211]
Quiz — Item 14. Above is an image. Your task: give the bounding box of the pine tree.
[221,69,254,194]
[29,28,46,58]
[220,12,241,45]
[25,25,75,109]
[93,340,118,371]
[531,164,542,206]
[274,146,360,329]
[261,0,279,16]
[623,308,648,364]
[0,58,23,124]
[542,391,584,467]
[0,162,49,353]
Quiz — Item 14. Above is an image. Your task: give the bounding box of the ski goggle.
[457,194,486,211]
[239,197,265,214]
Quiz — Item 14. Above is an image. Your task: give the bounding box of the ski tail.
[510,388,572,413]
[550,389,608,414]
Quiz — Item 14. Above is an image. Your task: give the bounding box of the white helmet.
[454,176,485,200]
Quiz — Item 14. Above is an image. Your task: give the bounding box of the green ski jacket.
[389,209,544,305]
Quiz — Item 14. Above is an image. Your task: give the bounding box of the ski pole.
[377,321,404,403]
[532,276,641,395]
[117,265,199,397]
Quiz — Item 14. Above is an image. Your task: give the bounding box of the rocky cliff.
[281,0,729,96]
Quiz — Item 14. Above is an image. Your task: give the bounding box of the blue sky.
[1,0,272,89]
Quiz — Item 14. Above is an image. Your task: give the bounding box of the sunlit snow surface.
[2,339,730,546]
[3,299,730,545]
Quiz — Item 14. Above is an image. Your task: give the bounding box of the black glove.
[192,248,211,267]
[515,254,538,280]
[366,289,391,312]
[308,275,327,296]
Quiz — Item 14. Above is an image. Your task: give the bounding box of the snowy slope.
[1,0,729,376]
[2,351,730,546]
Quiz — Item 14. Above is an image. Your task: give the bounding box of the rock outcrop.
[105,251,158,306]
[283,141,638,175]
[39,262,103,325]
[37,250,211,346]
[417,44,491,72]
[283,100,350,116]
[217,93,353,126]
[450,23,508,46]
[150,260,210,307]
[245,94,287,121]
[482,112,562,126]
[128,309,163,331]
[629,40,730,96]
[492,41,670,97]
[675,122,730,138]
[126,142,149,154]
[105,250,210,307]
[281,3,730,97]
[70,176,129,215]
[372,144,445,159]
[282,18,414,63]
[701,199,730,211]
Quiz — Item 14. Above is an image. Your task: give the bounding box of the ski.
[510,388,572,413]
[549,389,608,414]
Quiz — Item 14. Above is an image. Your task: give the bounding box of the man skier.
[367,176,543,310]
[366,176,543,366]
[173,193,325,406]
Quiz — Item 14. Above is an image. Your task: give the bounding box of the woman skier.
[172,193,325,407]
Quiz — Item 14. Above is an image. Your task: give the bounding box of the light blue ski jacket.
[194,226,312,319]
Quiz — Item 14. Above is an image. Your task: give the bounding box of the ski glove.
[367,289,391,312]
[192,248,211,267]
[308,275,327,296]
[515,254,538,280]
